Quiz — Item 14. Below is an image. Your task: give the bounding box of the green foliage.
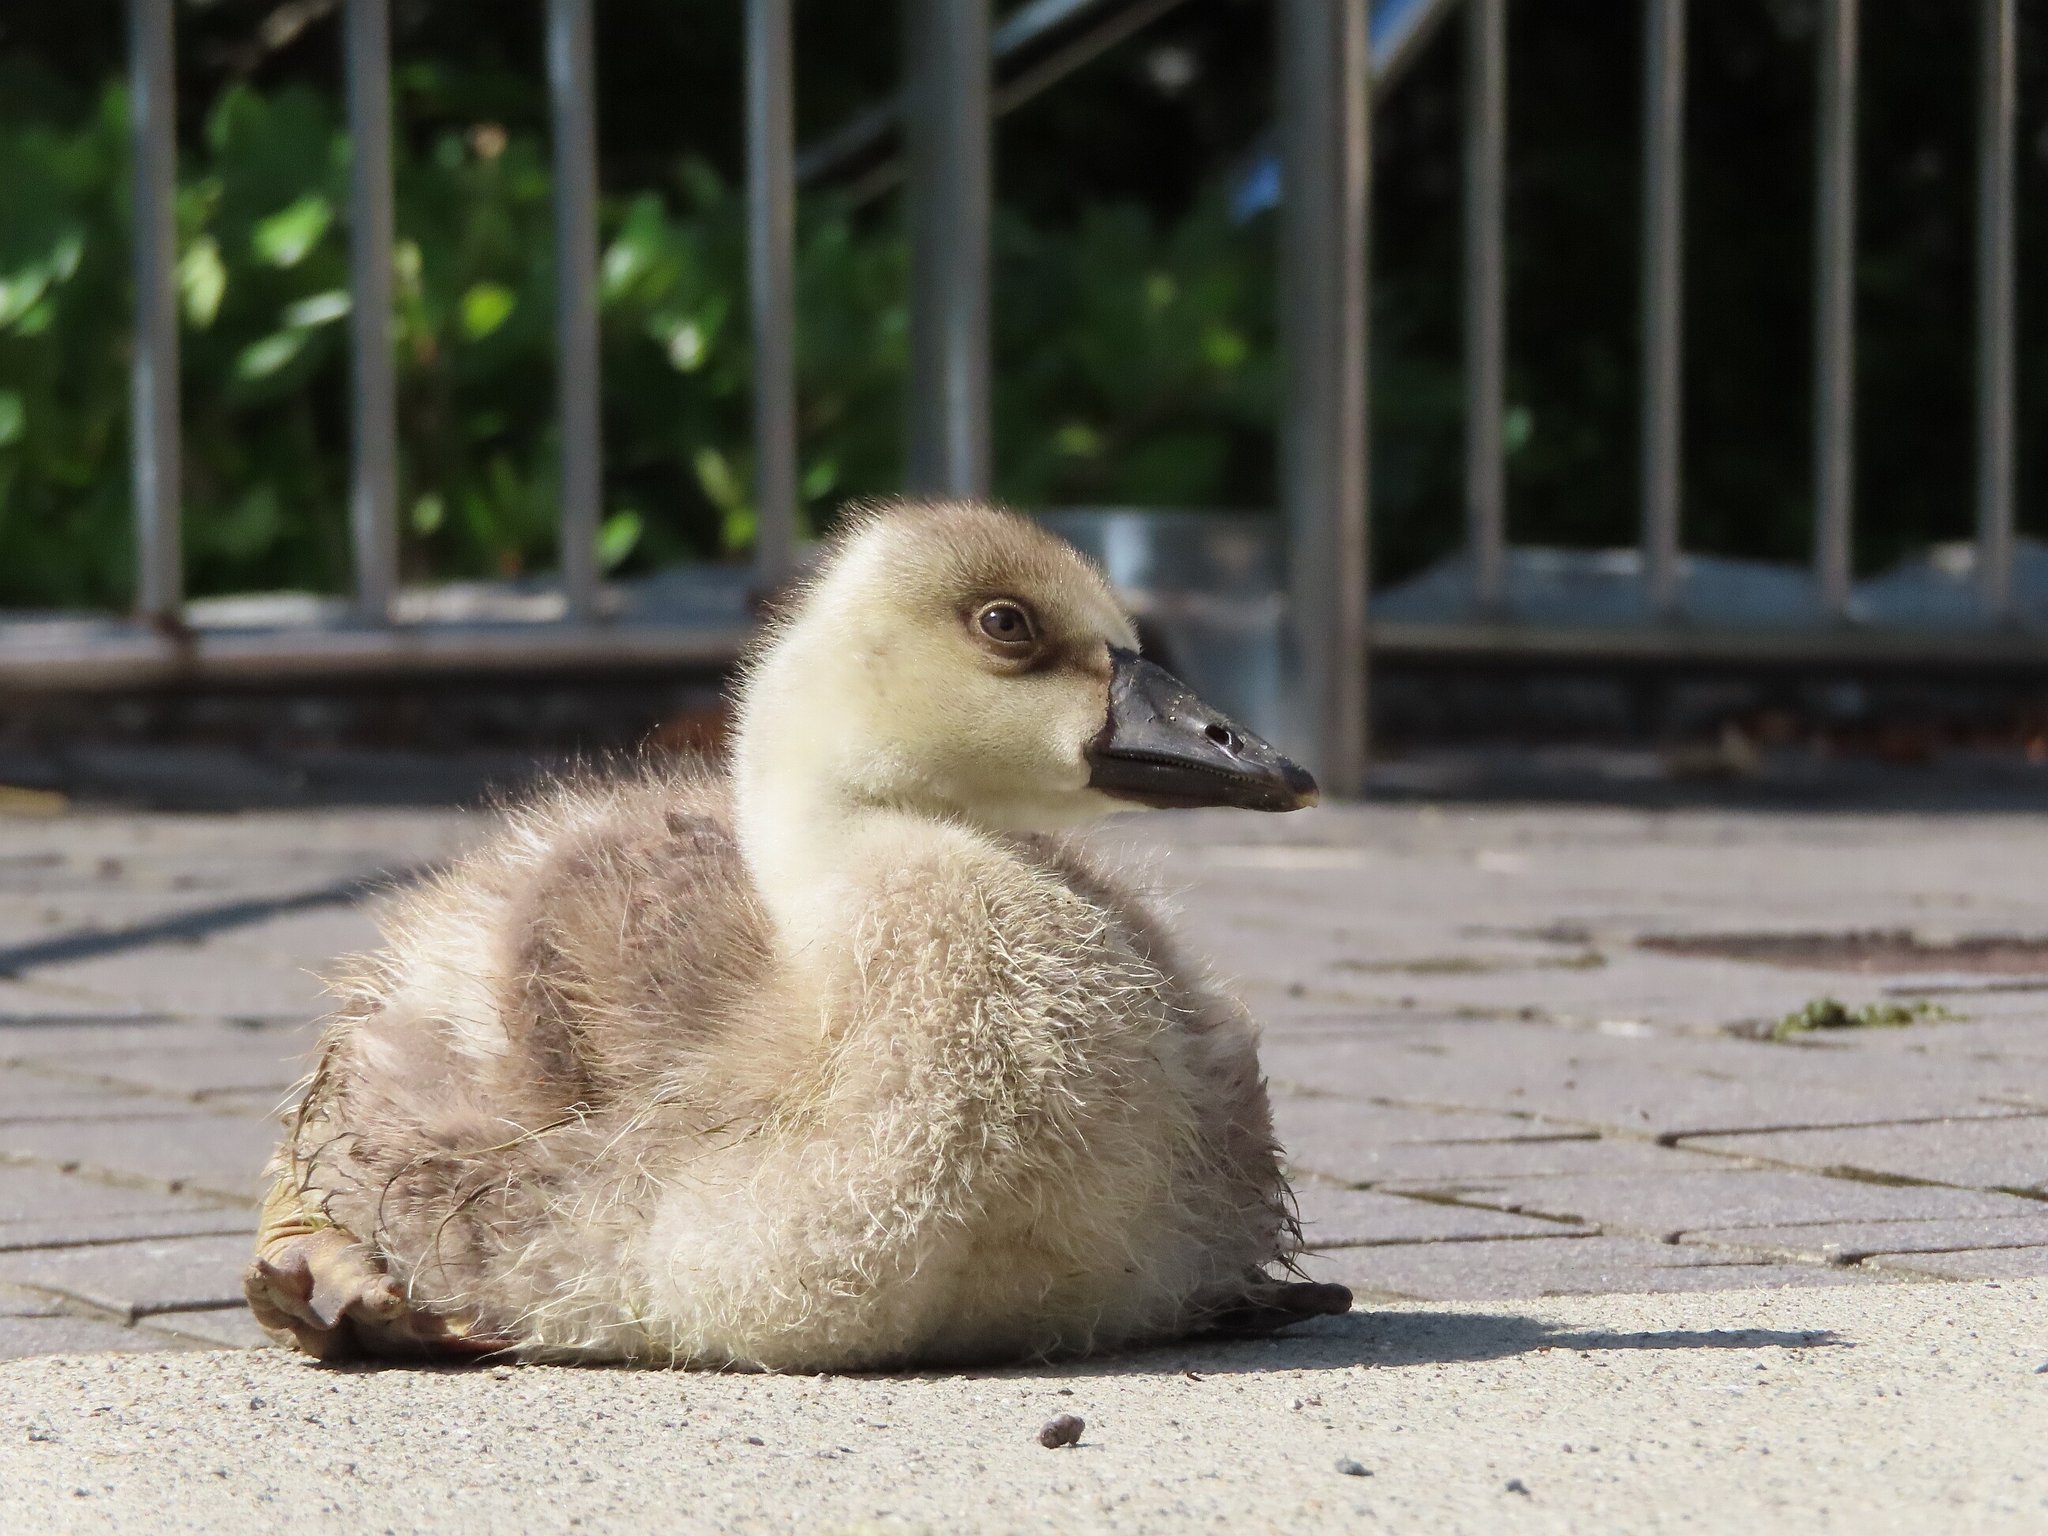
[1768,997,1957,1042]
[0,71,1286,610]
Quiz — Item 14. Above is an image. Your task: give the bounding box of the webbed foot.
[245,1182,511,1361]
[1201,1280,1354,1337]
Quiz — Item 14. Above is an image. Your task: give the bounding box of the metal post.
[746,0,799,588]
[548,0,602,620]
[903,0,992,497]
[1812,0,1858,620]
[343,0,398,624]
[1976,0,2017,622]
[128,0,181,623]
[1463,0,1506,614]
[1278,0,1371,796]
[1641,0,1686,618]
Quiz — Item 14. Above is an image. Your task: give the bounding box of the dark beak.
[1086,648,1319,813]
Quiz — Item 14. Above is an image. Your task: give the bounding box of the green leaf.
[692,445,743,512]
[800,458,839,500]
[233,330,310,381]
[1504,404,1535,455]
[410,493,445,535]
[597,508,643,570]
[460,282,516,340]
[178,236,227,328]
[662,318,706,372]
[251,193,332,268]
[0,391,25,448]
[1053,422,1103,459]
[0,270,50,330]
[282,290,350,328]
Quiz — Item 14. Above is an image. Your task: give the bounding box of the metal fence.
[1,0,2040,796]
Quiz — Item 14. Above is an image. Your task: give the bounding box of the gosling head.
[731,500,1316,837]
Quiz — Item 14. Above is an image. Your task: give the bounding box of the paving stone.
[1398,1169,2048,1238]
[1266,1027,2036,1138]
[0,1164,241,1227]
[0,1314,173,1360]
[139,1306,268,1350]
[0,1282,63,1317]
[0,1234,255,1318]
[1294,1184,1572,1246]
[1682,1216,2048,1263]
[1861,1246,2048,1280]
[0,1210,255,1253]
[10,1043,314,1101]
[1364,1136,1737,1186]
[1311,1235,1907,1302]
[0,980,167,1029]
[0,1113,275,1205]
[0,1081,157,1123]
[1680,1115,2048,1195]
[20,943,328,1021]
[1271,1095,1581,1183]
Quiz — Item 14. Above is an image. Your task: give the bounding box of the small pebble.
[247,1396,266,1410]
[2033,1362,2047,1375]
[490,1365,514,1380]
[1334,1458,1370,1477]
[745,1436,765,1447]
[1038,1413,1085,1449]
[1506,1478,1532,1497]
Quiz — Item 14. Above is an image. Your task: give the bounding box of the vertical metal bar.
[548,0,602,620]
[1641,0,1686,618]
[343,0,398,623]
[1812,0,1859,620]
[902,0,992,497]
[1277,0,1371,796]
[1463,0,1506,614]
[747,0,799,587]
[1976,0,2017,622]
[128,0,181,622]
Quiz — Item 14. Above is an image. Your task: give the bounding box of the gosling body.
[250,501,1346,1367]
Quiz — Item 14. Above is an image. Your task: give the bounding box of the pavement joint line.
[0,1151,262,1210]
[0,869,426,977]
[0,1223,254,1256]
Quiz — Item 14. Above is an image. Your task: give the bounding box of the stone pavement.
[0,794,2045,1357]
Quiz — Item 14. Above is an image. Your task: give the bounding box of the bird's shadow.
[1012,1308,1843,1382]
[301,1308,1841,1381]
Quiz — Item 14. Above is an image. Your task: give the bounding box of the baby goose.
[246,500,1350,1367]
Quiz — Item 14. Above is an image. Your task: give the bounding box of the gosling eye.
[973,600,1037,651]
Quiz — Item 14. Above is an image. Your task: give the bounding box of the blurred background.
[3,0,2048,805]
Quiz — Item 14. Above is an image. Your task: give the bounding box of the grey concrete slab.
[0,1164,242,1227]
[0,1282,63,1317]
[20,944,329,1021]
[0,1081,156,1122]
[1271,1094,1582,1184]
[1687,1216,2048,1264]
[0,1315,174,1360]
[1863,1246,2048,1280]
[11,1042,314,1101]
[1362,1135,1738,1186]
[0,1211,255,1253]
[1406,1168,2048,1237]
[0,1113,275,1205]
[0,1233,253,1319]
[1294,1184,1572,1247]
[7,1282,2044,1535]
[1681,1115,2048,1194]
[137,1306,269,1351]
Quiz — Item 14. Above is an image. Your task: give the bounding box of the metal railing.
[4,0,2041,795]
[1389,0,2034,653]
